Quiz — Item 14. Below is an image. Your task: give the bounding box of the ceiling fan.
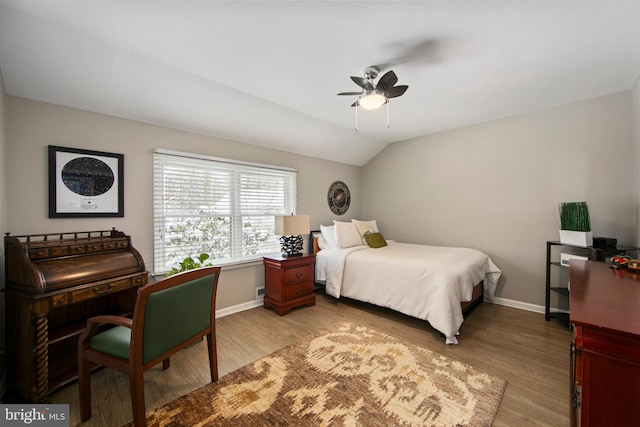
[337,66,409,110]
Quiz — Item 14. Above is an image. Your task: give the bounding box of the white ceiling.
[1,1,640,166]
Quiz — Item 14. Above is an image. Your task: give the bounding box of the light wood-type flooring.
[51,293,572,426]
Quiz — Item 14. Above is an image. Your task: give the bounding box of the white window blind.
[153,149,297,274]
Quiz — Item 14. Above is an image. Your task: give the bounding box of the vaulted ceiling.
[1,1,639,166]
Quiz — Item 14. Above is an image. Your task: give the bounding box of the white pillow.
[352,219,379,244]
[313,232,328,250]
[334,221,362,248]
[320,225,337,249]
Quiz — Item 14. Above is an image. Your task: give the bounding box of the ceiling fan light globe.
[358,91,387,110]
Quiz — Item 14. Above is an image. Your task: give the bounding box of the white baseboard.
[488,296,544,313]
[216,296,563,319]
[489,296,569,315]
[216,298,263,318]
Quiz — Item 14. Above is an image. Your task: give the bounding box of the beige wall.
[5,96,361,310]
[6,91,639,312]
[633,76,640,245]
[362,92,636,309]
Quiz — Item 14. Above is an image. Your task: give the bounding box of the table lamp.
[274,214,310,257]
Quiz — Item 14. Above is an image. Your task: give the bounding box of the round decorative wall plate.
[327,181,351,215]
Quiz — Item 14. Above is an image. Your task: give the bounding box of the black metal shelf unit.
[545,240,640,326]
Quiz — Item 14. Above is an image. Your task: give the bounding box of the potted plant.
[559,201,592,247]
[165,253,212,277]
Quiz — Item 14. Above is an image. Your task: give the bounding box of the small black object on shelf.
[592,237,617,249]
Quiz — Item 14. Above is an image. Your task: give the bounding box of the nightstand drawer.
[284,266,312,284]
[284,281,313,301]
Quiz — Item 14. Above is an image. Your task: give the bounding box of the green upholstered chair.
[78,266,221,427]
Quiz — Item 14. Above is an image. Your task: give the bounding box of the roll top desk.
[4,229,148,402]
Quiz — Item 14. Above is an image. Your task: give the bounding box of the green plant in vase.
[560,201,591,232]
[559,201,592,247]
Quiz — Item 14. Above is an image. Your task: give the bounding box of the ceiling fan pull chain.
[354,104,359,132]
[386,101,390,130]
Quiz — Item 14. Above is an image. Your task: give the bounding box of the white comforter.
[316,242,501,344]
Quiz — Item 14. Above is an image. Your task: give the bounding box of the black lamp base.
[280,235,304,257]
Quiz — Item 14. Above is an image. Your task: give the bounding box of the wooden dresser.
[569,260,640,427]
[4,229,148,402]
[263,253,316,315]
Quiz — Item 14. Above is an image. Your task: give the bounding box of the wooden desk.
[4,229,148,402]
[569,260,640,426]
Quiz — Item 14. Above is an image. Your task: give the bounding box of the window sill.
[152,257,265,278]
[216,258,264,271]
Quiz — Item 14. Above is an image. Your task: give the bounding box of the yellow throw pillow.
[364,232,387,248]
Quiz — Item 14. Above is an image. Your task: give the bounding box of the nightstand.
[263,253,316,315]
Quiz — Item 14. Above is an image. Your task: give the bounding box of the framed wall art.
[48,145,124,218]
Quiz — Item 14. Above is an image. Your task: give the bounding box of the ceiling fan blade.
[350,76,374,90]
[385,85,408,98]
[337,91,363,96]
[350,101,358,107]
[376,70,398,91]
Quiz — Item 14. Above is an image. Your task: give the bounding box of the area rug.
[126,321,506,426]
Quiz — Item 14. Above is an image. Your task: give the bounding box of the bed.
[311,220,502,344]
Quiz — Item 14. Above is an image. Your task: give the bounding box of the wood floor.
[52,293,572,426]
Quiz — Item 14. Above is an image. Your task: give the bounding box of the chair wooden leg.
[207,332,218,382]
[162,357,170,370]
[78,356,93,421]
[129,371,147,427]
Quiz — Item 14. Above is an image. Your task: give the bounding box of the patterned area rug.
[127,322,506,426]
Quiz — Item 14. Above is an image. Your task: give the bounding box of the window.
[153,149,297,274]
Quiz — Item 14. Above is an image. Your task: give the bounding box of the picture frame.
[48,145,124,218]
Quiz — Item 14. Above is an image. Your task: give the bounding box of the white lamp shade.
[358,91,387,110]
[274,215,310,236]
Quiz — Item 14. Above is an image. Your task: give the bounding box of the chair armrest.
[78,315,134,350]
[86,315,133,329]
